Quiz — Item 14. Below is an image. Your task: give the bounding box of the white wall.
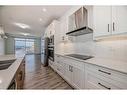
[0,37,5,55]
[5,36,15,54]
[57,6,127,62]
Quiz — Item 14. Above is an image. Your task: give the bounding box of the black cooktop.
[65,54,93,60]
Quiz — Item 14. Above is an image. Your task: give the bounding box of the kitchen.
[0,5,127,90]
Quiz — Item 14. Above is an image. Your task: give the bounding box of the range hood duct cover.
[67,7,93,36]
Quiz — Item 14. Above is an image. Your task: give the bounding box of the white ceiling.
[0,6,72,37]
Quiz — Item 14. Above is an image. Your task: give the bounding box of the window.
[15,38,35,55]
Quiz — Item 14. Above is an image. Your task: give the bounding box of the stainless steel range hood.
[66,7,93,36]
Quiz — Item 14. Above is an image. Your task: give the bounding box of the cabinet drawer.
[85,70,120,89]
[64,57,85,71]
[85,63,127,88]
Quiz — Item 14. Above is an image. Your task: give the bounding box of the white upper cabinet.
[44,28,50,38]
[93,6,112,38]
[112,6,127,34]
[59,17,69,42]
[93,6,127,38]
[44,20,58,38]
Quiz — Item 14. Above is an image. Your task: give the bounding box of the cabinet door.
[72,67,85,89]
[64,63,72,84]
[56,62,65,77]
[15,62,25,89]
[85,70,105,89]
[93,6,112,38]
[44,28,50,38]
[48,25,54,36]
[112,6,127,34]
[60,17,68,41]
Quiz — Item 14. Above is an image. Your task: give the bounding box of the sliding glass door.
[15,38,35,55]
[26,39,34,54]
[15,38,26,55]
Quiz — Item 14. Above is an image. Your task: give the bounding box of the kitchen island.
[0,54,25,89]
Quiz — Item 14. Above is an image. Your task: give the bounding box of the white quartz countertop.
[0,54,25,89]
[55,53,127,74]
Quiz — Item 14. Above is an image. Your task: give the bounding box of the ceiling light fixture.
[13,22,30,29]
[20,33,30,36]
[39,18,42,21]
[42,8,47,12]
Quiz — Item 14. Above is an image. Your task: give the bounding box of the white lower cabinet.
[49,59,56,70]
[72,66,85,89]
[56,62,65,77]
[64,64,73,85]
[54,54,85,89]
[54,54,127,89]
[85,63,127,89]
[85,69,119,89]
[64,63,85,89]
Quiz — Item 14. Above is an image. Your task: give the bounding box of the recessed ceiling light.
[42,8,47,12]
[39,18,42,21]
[13,22,30,29]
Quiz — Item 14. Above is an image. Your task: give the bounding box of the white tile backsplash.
[57,6,127,62]
[61,33,127,62]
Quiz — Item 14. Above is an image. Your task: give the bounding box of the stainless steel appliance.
[67,7,93,36]
[48,47,54,61]
[48,35,54,62]
[48,35,54,46]
[41,37,49,66]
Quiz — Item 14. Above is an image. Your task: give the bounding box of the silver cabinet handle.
[108,24,110,32]
[98,83,111,90]
[71,66,73,72]
[69,65,71,71]
[113,22,115,31]
[98,69,111,75]
[69,65,73,72]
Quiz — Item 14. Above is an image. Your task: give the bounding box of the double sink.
[0,59,16,70]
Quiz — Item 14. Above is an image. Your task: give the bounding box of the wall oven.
[48,47,54,61]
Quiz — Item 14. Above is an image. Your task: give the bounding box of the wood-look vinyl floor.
[23,54,73,89]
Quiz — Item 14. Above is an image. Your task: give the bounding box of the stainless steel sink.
[0,59,16,70]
